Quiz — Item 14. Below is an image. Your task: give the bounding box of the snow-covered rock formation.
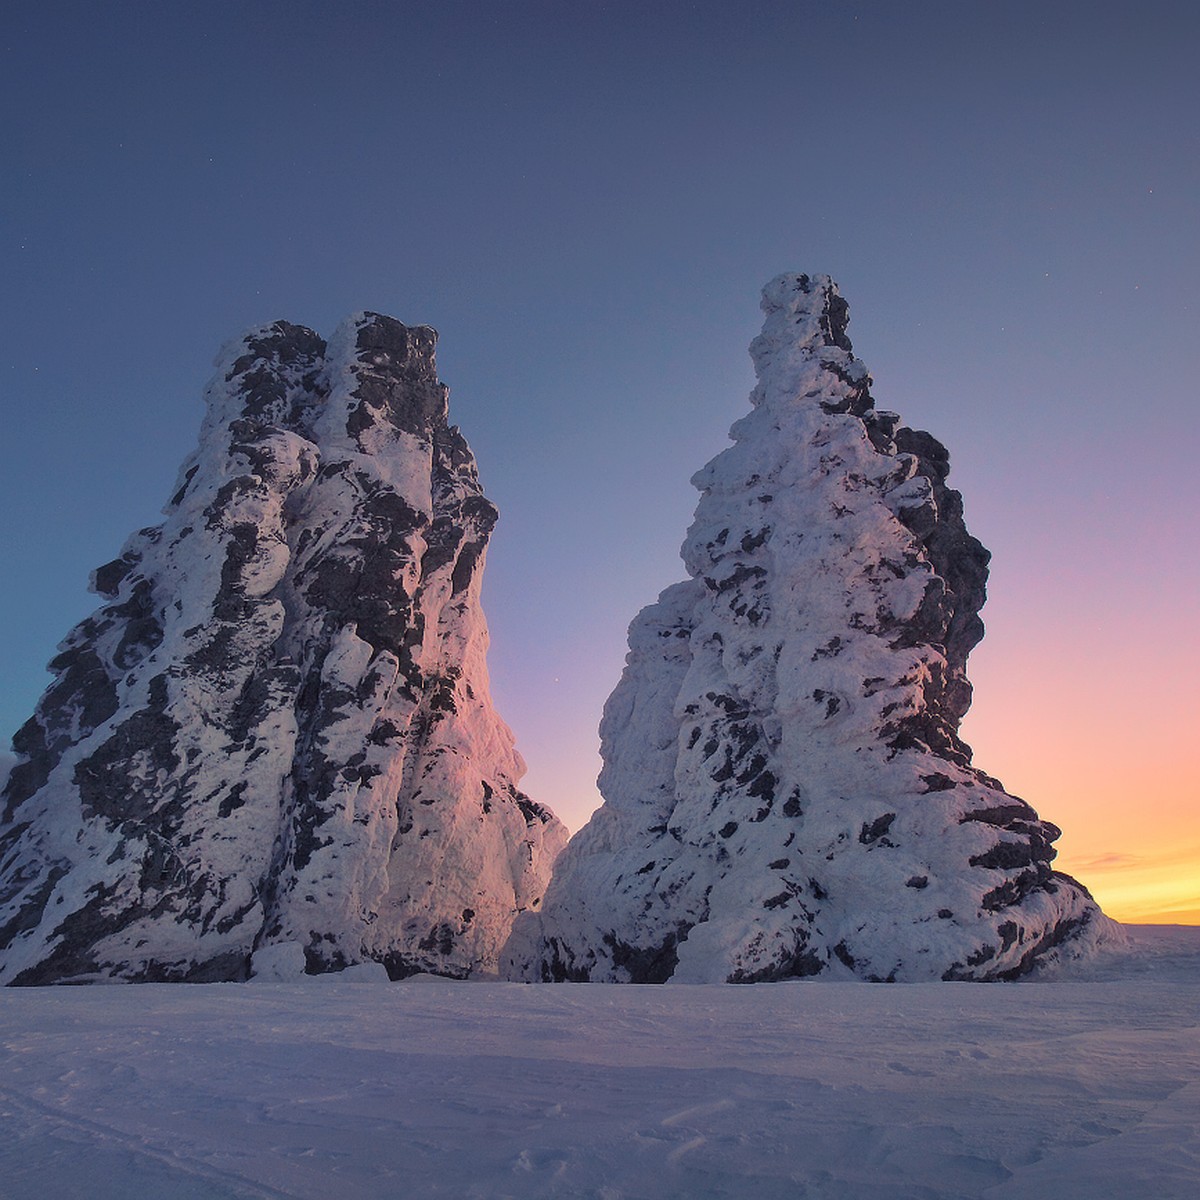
[506,273,1117,984]
[0,314,566,985]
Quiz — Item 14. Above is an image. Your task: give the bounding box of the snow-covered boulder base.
[507,273,1118,984]
[0,314,566,985]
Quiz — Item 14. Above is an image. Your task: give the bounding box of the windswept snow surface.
[0,926,1196,1200]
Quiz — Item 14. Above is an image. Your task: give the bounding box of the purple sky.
[2,2,1197,919]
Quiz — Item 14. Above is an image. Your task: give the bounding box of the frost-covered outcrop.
[0,314,566,984]
[506,273,1117,984]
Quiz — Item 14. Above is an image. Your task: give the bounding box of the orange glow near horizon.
[525,732,1200,928]
[519,620,1199,928]
[509,526,1200,929]
[960,609,1199,927]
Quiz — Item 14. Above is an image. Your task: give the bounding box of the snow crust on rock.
[506,273,1119,984]
[0,314,566,985]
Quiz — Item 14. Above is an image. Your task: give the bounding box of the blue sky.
[2,1,1197,917]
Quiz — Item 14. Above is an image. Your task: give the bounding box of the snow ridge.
[506,273,1118,984]
[0,315,566,984]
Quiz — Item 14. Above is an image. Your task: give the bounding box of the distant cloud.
[1077,852,1142,870]
[1077,845,1200,873]
[1074,844,1200,924]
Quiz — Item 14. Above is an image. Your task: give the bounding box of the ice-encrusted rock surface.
[506,273,1117,984]
[0,314,566,984]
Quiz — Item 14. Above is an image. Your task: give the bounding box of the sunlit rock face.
[506,273,1117,984]
[0,314,566,984]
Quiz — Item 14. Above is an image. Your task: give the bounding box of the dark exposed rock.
[859,813,897,845]
[604,924,692,984]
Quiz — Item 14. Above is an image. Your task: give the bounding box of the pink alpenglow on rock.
[0,314,567,984]
[506,273,1120,984]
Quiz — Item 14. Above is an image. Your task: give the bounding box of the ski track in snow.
[0,926,1196,1200]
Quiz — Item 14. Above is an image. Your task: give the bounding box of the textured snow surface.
[0,926,1195,1200]
[0,315,566,984]
[509,274,1114,984]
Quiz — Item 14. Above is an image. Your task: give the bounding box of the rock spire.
[0,314,567,984]
[505,273,1117,984]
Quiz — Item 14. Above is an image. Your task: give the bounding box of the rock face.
[0,314,567,984]
[505,273,1117,984]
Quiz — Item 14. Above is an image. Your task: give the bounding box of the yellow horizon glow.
[532,765,1200,928]
[517,601,1200,927]
[1054,844,1200,926]
[961,616,1199,928]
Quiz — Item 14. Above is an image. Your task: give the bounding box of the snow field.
[0,926,1196,1200]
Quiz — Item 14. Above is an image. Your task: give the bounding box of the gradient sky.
[2,1,1197,924]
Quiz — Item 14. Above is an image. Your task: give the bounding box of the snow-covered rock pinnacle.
[505,273,1118,984]
[0,314,567,984]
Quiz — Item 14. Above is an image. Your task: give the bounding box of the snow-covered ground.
[1,925,1196,1200]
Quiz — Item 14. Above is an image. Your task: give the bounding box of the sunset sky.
[2,1,1196,924]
